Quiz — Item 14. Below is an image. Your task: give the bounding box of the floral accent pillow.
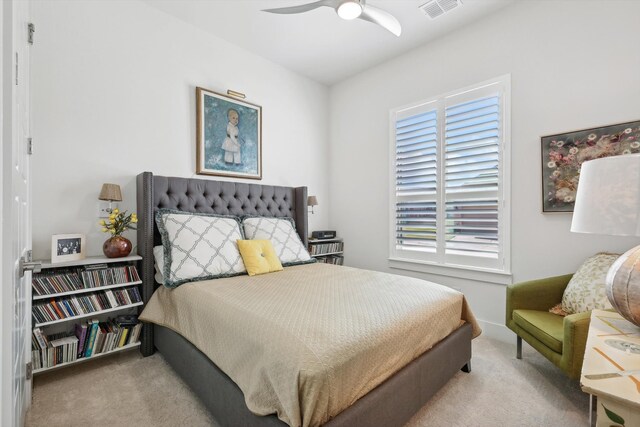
[561,253,619,315]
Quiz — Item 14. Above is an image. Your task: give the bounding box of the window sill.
[388,257,512,285]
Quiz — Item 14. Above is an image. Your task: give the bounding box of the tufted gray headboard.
[135,171,308,356]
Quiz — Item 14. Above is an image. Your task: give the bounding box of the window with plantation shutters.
[390,76,510,272]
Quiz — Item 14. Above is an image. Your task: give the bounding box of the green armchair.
[506,274,591,380]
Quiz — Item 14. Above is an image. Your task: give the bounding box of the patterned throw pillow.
[156,210,246,288]
[241,216,313,266]
[153,245,165,285]
[561,252,619,314]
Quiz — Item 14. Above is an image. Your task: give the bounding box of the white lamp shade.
[571,153,640,236]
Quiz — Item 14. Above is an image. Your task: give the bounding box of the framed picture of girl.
[196,87,262,180]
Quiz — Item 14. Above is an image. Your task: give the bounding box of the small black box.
[312,230,337,240]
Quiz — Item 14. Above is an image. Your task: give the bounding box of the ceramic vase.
[606,245,640,327]
[103,235,132,258]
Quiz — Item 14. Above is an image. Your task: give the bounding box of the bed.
[135,172,479,427]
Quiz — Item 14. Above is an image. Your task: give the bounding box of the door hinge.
[26,362,33,380]
[28,23,35,45]
[15,52,18,85]
[27,138,33,155]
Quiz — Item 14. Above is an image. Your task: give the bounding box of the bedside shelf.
[39,255,142,270]
[31,255,144,375]
[311,251,344,258]
[33,280,142,300]
[308,235,344,265]
[33,341,141,375]
[34,302,143,327]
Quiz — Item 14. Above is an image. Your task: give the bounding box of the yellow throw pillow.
[236,240,283,276]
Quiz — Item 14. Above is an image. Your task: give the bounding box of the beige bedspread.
[140,263,481,427]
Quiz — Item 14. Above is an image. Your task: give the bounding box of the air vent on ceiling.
[419,0,463,19]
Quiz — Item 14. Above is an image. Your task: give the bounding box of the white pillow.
[156,210,246,288]
[561,252,619,314]
[242,216,312,266]
[153,245,165,285]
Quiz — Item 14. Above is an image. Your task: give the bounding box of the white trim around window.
[388,75,511,279]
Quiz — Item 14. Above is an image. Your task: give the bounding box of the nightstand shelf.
[308,237,344,265]
[33,341,141,375]
[311,251,343,258]
[31,255,144,373]
[40,254,142,270]
[33,302,144,327]
[33,280,142,300]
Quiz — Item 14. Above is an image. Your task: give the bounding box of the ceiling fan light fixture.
[337,0,363,20]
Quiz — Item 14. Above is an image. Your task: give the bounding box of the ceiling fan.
[262,0,402,37]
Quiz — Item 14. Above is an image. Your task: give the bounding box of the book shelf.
[308,237,344,265]
[32,342,141,375]
[33,302,144,327]
[32,281,142,300]
[31,255,144,375]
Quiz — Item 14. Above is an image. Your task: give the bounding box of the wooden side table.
[581,309,640,426]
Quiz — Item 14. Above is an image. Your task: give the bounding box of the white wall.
[31,0,330,260]
[329,0,640,340]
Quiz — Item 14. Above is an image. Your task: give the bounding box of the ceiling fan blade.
[262,0,335,15]
[359,4,402,36]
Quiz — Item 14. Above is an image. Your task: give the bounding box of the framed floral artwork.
[541,119,640,212]
[196,87,262,180]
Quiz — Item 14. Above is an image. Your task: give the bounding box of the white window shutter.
[394,110,438,253]
[444,96,500,259]
[390,76,510,272]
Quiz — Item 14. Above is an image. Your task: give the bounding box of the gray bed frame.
[136,171,472,427]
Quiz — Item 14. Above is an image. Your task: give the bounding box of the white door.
[1,0,33,425]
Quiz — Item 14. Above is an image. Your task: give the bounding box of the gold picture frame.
[196,87,262,180]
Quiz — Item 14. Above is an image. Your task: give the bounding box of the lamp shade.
[99,183,122,202]
[307,196,318,207]
[571,154,640,237]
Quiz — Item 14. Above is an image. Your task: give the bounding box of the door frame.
[1,0,12,424]
[1,0,33,424]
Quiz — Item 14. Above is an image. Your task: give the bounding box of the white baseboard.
[476,319,514,344]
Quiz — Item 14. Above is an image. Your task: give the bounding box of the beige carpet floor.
[26,336,589,427]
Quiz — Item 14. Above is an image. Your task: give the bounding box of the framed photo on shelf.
[196,87,262,180]
[51,233,86,264]
[541,119,640,213]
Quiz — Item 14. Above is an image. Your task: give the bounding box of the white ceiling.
[143,0,515,85]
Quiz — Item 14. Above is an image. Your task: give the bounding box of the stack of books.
[32,265,141,297]
[31,316,142,370]
[309,241,344,255]
[32,329,79,369]
[316,255,344,265]
[32,270,84,296]
[80,265,141,288]
[32,287,142,324]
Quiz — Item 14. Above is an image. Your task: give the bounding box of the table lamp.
[571,153,640,326]
[99,183,122,213]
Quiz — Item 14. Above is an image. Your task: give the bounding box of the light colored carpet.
[26,336,588,427]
